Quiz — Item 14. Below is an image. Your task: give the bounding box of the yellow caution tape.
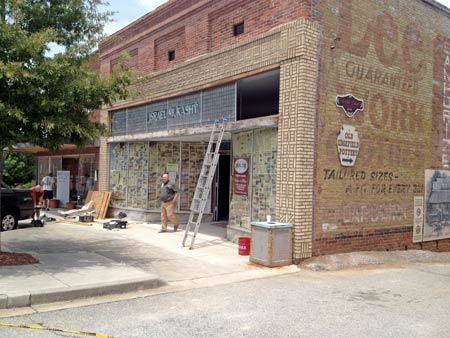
[0,322,117,337]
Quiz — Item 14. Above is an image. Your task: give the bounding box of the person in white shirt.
[41,172,56,210]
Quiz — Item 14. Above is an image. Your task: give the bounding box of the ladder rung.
[182,119,226,249]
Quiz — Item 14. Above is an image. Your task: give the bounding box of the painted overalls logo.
[336,94,364,118]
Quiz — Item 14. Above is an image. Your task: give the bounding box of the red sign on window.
[233,158,249,196]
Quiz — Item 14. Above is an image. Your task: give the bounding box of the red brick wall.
[313,0,450,255]
[154,27,186,71]
[314,227,450,256]
[99,0,311,78]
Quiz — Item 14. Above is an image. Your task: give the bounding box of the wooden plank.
[96,192,105,218]
[96,191,106,219]
[85,191,93,204]
[86,191,112,220]
[98,192,112,219]
[90,191,103,219]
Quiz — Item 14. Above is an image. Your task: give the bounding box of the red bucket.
[238,237,251,256]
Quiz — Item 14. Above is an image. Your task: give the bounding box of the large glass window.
[110,83,236,136]
[109,141,210,211]
[78,155,96,201]
[237,69,280,120]
[37,156,62,183]
[110,70,280,136]
[229,128,278,230]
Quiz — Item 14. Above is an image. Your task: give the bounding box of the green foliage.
[0,0,131,150]
[3,151,35,187]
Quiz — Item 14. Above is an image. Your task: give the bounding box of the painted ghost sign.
[337,125,360,167]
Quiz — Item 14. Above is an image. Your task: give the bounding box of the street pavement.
[0,213,298,311]
[1,263,450,338]
[1,210,450,318]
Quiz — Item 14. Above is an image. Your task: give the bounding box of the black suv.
[1,182,34,231]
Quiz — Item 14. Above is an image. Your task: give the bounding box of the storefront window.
[127,143,149,209]
[37,157,49,184]
[78,155,96,202]
[37,156,62,185]
[229,128,278,230]
[109,143,129,208]
[109,141,210,212]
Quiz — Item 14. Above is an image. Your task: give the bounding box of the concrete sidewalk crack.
[32,264,71,287]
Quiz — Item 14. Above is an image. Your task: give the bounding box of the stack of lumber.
[85,191,112,219]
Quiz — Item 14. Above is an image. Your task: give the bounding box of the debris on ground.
[0,251,39,266]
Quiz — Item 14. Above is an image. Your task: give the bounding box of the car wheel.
[1,212,18,231]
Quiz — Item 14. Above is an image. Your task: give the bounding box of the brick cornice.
[108,19,318,110]
[100,0,212,60]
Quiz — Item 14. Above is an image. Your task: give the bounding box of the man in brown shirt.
[159,173,180,233]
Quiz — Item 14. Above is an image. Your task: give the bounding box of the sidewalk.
[0,214,298,310]
[3,212,449,312]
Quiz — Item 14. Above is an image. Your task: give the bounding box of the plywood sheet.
[85,191,112,220]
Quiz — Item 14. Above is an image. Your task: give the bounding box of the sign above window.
[111,83,236,136]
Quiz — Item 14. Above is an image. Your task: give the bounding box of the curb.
[300,250,450,271]
[1,276,166,309]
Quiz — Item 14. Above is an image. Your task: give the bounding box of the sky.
[102,0,169,35]
[102,0,450,36]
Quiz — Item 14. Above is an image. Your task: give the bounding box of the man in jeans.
[159,173,180,233]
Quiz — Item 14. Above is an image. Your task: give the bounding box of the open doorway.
[214,150,230,222]
[62,157,79,201]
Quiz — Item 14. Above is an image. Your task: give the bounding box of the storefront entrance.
[214,154,230,221]
[62,157,79,201]
[37,153,97,204]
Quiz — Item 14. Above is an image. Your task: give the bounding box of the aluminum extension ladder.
[182,119,227,249]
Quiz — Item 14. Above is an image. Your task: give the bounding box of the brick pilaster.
[277,21,320,260]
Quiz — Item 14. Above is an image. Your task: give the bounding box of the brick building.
[98,0,450,261]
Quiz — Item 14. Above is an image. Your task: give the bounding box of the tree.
[3,151,35,187]
[0,0,131,151]
[0,0,131,252]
